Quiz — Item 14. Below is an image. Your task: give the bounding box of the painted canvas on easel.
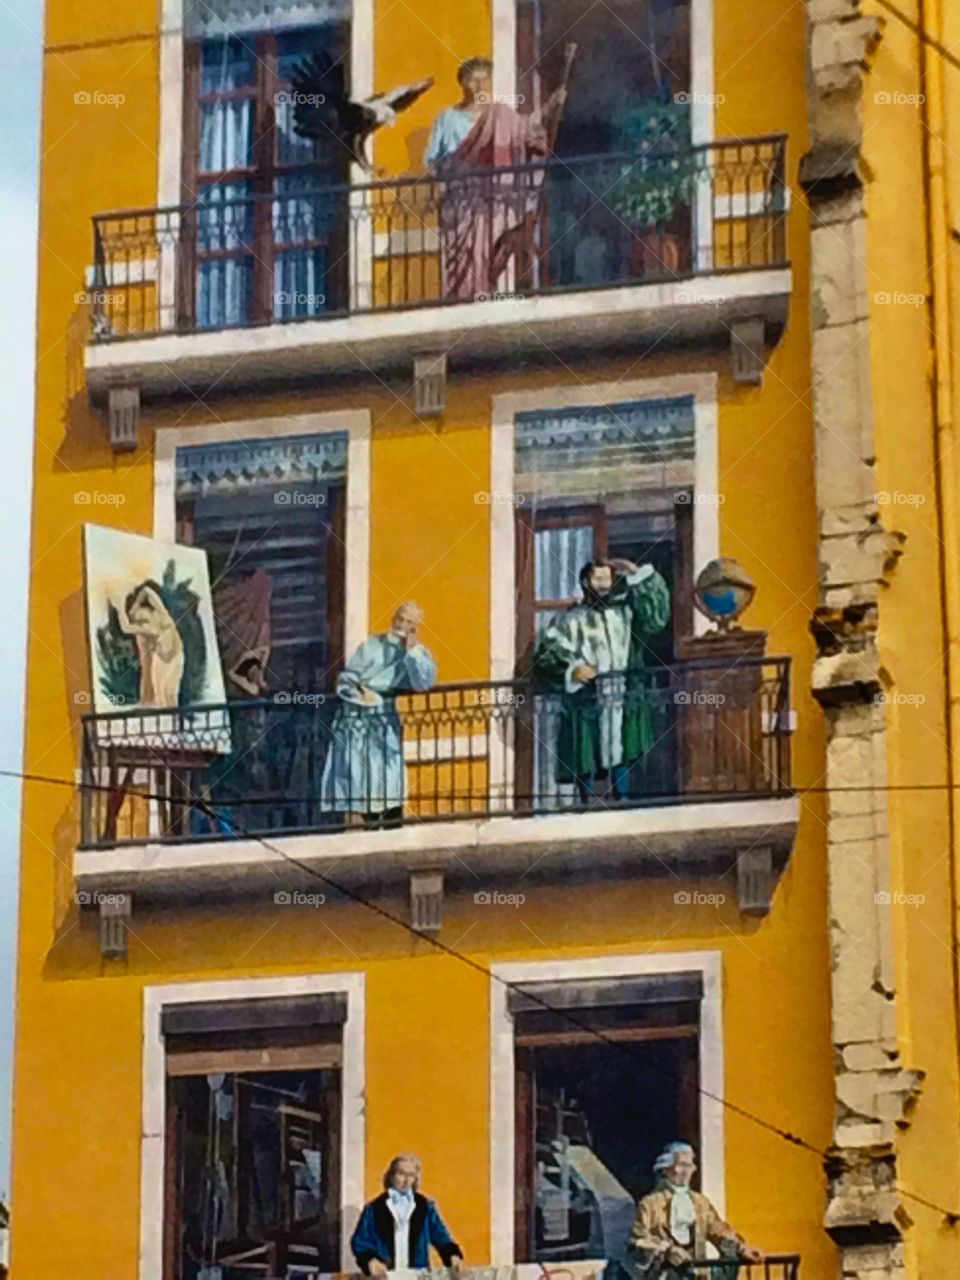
[83,525,229,748]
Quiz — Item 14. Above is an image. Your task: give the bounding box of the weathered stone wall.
[802,2,922,1276]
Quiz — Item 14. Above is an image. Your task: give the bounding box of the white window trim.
[140,971,366,1280]
[158,0,375,210]
[488,950,725,1264]
[492,0,714,146]
[154,408,371,656]
[489,373,720,681]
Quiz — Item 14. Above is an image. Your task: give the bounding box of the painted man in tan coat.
[628,1143,763,1278]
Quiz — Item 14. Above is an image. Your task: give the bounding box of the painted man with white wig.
[628,1142,762,1277]
[350,1153,464,1274]
[321,601,436,827]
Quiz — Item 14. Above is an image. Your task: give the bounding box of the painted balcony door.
[514,0,695,287]
[180,15,351,329]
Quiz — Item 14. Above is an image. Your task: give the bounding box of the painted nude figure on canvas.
[115,580,185,708]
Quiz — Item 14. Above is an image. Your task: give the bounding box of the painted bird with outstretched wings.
[290,51,433,171]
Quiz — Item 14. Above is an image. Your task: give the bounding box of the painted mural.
[83,524,227,721]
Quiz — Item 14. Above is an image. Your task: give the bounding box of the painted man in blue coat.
[351,1153,464,1274]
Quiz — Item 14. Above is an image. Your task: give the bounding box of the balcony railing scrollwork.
[79,656,791,849]
[88,136,788,342]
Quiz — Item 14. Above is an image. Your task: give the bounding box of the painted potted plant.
[609,95,695,278]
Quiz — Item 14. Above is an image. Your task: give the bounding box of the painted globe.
[694,557,756,630]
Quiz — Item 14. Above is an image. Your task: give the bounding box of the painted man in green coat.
[532,558,671,803]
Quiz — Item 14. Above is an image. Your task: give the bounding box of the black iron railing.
[79,657,791,849]
[688,1259,801,1279]
[88,136,788,340]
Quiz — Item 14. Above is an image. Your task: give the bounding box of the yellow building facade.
[10,1,960,1279]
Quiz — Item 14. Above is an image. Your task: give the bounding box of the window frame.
[141,974,365,1280]
[489,952,725,1264]
[490,375,720,684]
[154,410,372,677]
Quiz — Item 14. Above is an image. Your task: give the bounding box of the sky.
[0,0,41,1192]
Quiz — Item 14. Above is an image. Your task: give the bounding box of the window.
[514,398,696,805]
[181,4,352,327]
[511,974,702,1265]
[162,994,346,1280]
[172,433,348,835]
[515,0,693,286]
[175,432,348,695]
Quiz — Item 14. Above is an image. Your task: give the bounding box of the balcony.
[76,657,798,914]
[84,136,791,400]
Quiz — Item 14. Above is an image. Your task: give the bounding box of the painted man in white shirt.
[629,1143,762,1278]
[351,1154,464,1275]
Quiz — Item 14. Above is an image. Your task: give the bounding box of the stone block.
[811,17,882,75]
[811,213,871,327]
[809,0,863,20]
[842,1041,897,1072]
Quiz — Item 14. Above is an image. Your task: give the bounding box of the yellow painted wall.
[11,0,844,1278]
